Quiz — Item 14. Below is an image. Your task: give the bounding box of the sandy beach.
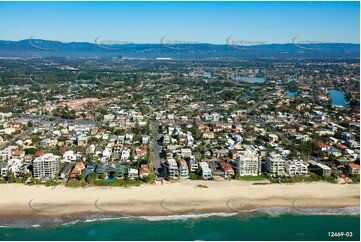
[0,180,359,223]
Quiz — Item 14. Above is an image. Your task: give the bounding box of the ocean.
[0,208,360,241]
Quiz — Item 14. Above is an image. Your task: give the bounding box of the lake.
[329,89,348,107]
[235,76,266,83]
[287,91,297,98]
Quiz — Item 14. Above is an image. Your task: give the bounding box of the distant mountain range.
[0,39,359,60]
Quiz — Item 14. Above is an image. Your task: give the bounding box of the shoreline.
[0,181,359,225]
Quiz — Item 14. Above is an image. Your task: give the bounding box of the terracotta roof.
[336,143,348,149]
[220,161,233,172]
[349,164,360,169]
[34,150,44,157]
[315,141,330,148]
[12,150,24,156]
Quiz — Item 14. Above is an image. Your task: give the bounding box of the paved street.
[150,121,162,176]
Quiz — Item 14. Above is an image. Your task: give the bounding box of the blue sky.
[0,1,359,44]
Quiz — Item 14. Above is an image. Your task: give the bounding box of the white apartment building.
[166,158,179,179]
[265,153,286,177]
[32,153,60,180]
[199,161,212,179]
[235,145,261,176]
[285,159,309,176]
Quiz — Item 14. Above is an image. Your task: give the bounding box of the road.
[245,89,273,114]
[150,121,162,176]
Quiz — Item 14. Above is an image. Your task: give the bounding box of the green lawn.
[237,173,268,180]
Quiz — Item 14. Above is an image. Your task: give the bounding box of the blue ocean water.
[0,211,359,241]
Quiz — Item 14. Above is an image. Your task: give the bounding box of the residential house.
[285,159,309,176]
[199,161,212,180]
[348,163,360,175]
[128,168,139,180]
[178,159,189,180]
[188,158,198,172]
[181,148,192,158]
[202,131,214,139]
[219,161,234,179]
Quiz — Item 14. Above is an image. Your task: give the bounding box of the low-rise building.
[308,160,332,177]
[199,161,212,180]
[178,159,189,180]
[219,161,234,179]
[285,159,308,176]
[188,158,198,172]
[348,163,360,175]
[166,159,178,179]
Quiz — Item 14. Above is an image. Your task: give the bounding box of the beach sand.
[0,180,359,223]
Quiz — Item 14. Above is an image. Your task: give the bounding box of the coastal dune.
[0,181,359,222]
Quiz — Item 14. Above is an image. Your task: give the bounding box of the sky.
[0,1,359,44]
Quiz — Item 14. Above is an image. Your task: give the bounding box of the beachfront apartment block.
[166,158,179,179]
[32,153,60,180]
[308,160,332,176]
[235,145,261,176]
[199,161,212,180]
[188,158,198,172]
[178,159,190,180]
[285,159,309,176]
[265,153,286,177]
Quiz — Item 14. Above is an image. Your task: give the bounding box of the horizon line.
[1,38,360,46]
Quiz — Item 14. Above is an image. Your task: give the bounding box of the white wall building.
[265,153,286,177]
[199,161,212,179]
[33,153,60,180]
[235,145,261,176]
[285,159,309,176]
[166,158,179,179]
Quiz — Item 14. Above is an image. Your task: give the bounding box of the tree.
[27,121,33,128]
[135,121,141,135]
[86,172,97,184]
[145,120,151,135]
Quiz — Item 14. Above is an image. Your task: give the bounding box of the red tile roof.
[34,150,44,157]
[315,141,330,149]
[349,164,360,169]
